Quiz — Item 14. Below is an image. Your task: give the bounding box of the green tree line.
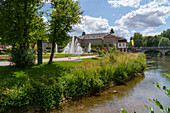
[0,0,83,66]
[130,29,170,47]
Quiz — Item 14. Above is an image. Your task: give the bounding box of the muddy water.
[54,57,170,113]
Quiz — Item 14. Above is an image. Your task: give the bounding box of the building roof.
[77,32,126,40]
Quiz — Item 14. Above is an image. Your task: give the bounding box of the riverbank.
[0,52,146,113]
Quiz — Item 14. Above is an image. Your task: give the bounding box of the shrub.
[0,50,5,54]
[10,48,36,68]
[98,44,102,48]
[81,45,85,48]
[104,44,107,47]
[91,49,97,52]
[109,44,113,47]
[113,64,127,84]
[92,57,99,60]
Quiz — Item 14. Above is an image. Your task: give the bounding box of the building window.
[119,43,121,47]
[123,43,125,47]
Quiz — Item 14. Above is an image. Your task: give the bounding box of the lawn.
[0,53,97,62]
[0,58,97,91]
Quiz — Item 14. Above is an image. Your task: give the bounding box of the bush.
[109,44,113,47]
[98,44,102,48]
[11,48,35,68]
[0,50,5,54]
[92,57,99,60]
[104,44,107,47]
[81,45,85,48]
[91,49,97,53]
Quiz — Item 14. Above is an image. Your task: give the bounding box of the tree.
[0,0,44,49]
[161,29,170,40]
[158,36,170,47]
[48,0,83,64]
[131,33,143,47]
[29,15,47,49]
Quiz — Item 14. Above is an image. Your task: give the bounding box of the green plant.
[92,57,99,60]
[81,45,85,48]
[109,44,113,47]
[10,48,36,68]
[91,49,97,53]
[0,50,5,54]
[98,44,102,48]
[104,44,107,47]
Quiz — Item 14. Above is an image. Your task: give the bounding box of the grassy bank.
[0,52,146,112]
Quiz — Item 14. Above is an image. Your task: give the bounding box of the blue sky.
[42,0,170,41]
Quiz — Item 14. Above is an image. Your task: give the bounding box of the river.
[54,57,170,113]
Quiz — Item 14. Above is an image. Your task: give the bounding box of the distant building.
[76,29,128,52]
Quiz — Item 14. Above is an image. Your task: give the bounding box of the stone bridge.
[128,47,170,56]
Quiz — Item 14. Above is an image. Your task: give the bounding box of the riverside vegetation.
[0,51,146,112]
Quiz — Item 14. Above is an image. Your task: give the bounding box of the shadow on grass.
[0,62,72,90]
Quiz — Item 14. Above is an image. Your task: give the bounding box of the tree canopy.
[48,0,84,64]
[130,29,170,47]
[0,0,45,49]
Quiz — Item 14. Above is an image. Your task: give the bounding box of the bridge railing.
[128,47,170,49]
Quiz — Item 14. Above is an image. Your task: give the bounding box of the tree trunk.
[48,41,55,64]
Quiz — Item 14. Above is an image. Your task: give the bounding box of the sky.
[41,0,170,41]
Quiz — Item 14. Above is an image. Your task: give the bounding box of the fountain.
[87,43,91,53]
[62,36,84,54]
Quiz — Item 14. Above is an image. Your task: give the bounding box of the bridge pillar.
[161,50,166,56]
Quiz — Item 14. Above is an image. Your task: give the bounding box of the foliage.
[121,73,170,113]
[109,44,113,47]
[91,49,97,52]
[0,50,5,54]
[104,44,107,47]
[10,48,36,68]
[0,0,44,49]
[81,45,85,48]
[144,73,170,113]
[161,29,170,40]
[98,44,102,48]
[130,29,170,47]
[0,53,146,112]
[158,37,170,47]
[48,0,84,64]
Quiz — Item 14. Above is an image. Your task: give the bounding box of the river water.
[54,57,170,113]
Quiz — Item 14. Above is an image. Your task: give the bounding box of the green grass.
[0,58,96,90]
[0,53,97,62]
[0,52,146,112]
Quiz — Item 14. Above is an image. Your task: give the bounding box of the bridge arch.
[165,50,170,56]
[143,50,162,56]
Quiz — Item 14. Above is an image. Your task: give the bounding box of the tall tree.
[0,0,44,49]
[131,33,143,47]
[161,29,170,40]
[48,0,83,64]
[158,36,170,47]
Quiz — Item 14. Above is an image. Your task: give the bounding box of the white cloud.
[141,28,156,36]
[42,0,51,4]
[108,0,142,8]
[131,30,137,34]
[42,16,48,23]
[147,32,161,36]
[116,1,170,28]
[72,15,130,38]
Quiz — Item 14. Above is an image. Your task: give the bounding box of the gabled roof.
[78,33,109,40]
[77,32,126,40]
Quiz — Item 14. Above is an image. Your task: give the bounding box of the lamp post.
[37,40,42,65]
